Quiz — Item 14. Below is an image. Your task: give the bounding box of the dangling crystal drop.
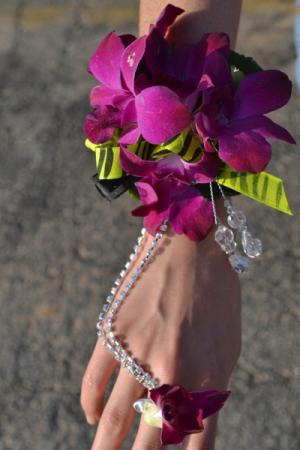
[215,225,237,254]
[241,230,263,258]
[227,210,247,230]
[229,254,251,273]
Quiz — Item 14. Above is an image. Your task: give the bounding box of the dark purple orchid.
[150,384,230,445]
[84,4,232,145]
[119,147,219,240]
[84,4,185,144]
[195,68,296,172]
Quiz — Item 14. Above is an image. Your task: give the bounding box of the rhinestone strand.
[96,223,168,390]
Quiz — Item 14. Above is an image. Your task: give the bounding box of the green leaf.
[217,167,292,215]
[229,50,262,75]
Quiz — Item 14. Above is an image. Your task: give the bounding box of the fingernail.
[86,415,97,425]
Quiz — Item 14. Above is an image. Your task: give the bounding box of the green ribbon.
[217,167,292,215]
[85,138,292,215]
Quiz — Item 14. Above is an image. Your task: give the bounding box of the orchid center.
[127,52,136,67]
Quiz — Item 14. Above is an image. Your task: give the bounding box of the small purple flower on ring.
[134,384,230,446]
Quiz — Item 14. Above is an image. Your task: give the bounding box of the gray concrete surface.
[0,1,299,449]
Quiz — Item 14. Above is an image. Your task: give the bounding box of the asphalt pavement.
[0,1,299,449]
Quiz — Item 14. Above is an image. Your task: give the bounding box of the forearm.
[139,0,243,48]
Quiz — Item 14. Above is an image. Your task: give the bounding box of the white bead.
[229,254,251,273]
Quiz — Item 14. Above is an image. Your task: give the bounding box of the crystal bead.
[227,210,247,230]
[125,261,131,270]
[160,223,168,232]
[98,312,105,320]
[119,290,126,299]
[229,254,251,273]
[110,287,117,295]
[108,332,115,341]
[113,351,121,362]
[103,304,109,312]
[133,399,150,413]
[96,321,102,330]
[215,225,235,251]
[115,277,122,286]
[141,228,146,235]
[241,230,263,258]
[223,240,237,255]
[224,199,232,210]
[97,330,102,337]
[120,270,126,278]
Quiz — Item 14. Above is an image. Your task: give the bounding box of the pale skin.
[81,1,243,449]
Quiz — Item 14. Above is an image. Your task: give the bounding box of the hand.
[81,214,241,449]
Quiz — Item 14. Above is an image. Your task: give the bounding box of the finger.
[91,368,146,450]
[182,415,219,450]
[132,419,166,450]
[81,338,118,424]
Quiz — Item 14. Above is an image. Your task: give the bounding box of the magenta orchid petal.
[84,106,120,144]
[191,390,231,420]
[219,130,272,173]
[154,3,184,36]
[150,384,229,446]
[198,51,231,90]
[119,126,140,144]
[121,99,137,127]
[139,178,173,234]
[119,146,157,177]
[229,115,296,144]
[161,423,186,446]
[90,85,131,109]
[234,70,293,119]
[132,181,158,217]
[121,36,147,93]
[88,31,124,89]
[202,32,230,57]
[135,86,192,144]
[170,189,214,241]
[183,152,221,183]
[119,33,136,48]
[154,154,186,180]
[150,384,172,406]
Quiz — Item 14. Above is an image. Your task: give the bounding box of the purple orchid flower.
[119,147,220,240]
[150,384,230,445]
[84,4,231,146]
[84,4,185,144]
[195,68,296,172]
[130,31,230,145]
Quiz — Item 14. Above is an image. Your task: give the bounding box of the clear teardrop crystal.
[229,254,251,273]
[133,399,153,414]
[215,225,237,254]
[227,210,247,230]
[215,225,234,245]
[241,231,263,258]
